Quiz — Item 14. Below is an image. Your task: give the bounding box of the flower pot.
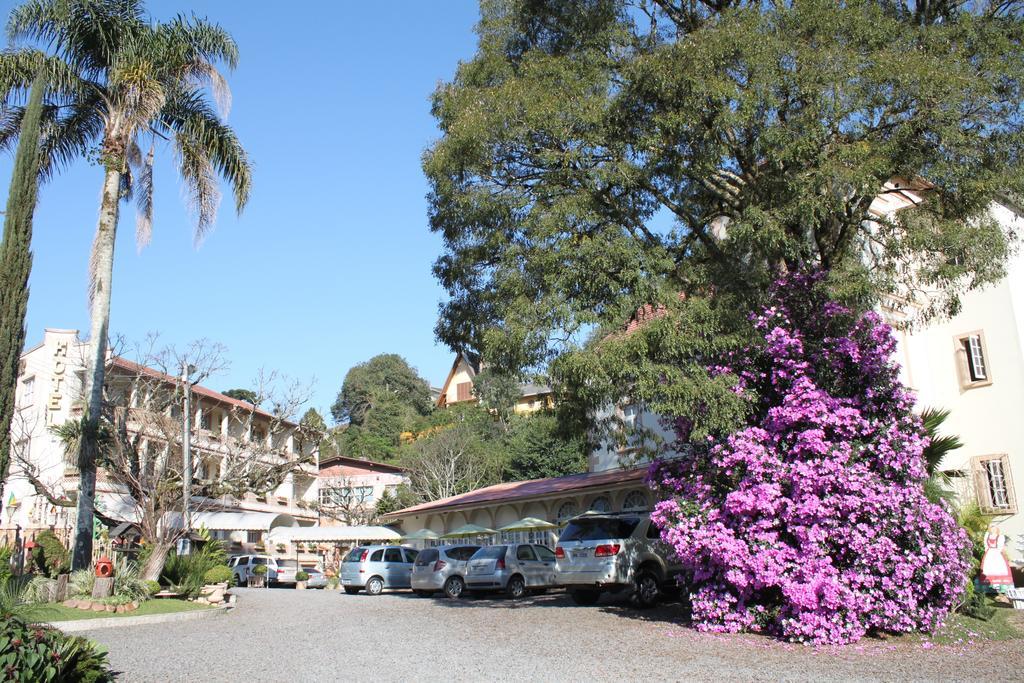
[296,581,307,590]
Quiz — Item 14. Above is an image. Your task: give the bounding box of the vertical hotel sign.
[47,339,68,423]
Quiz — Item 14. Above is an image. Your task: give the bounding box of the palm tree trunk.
[71,164,122,571]
[141,540,173,583]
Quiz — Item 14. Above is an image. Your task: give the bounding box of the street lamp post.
[180,362,195,555]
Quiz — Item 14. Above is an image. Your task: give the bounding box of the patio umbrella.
[497,518,558,532]
[400,528,440,541]
[441,524,497,538]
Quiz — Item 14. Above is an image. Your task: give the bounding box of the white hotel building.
[2,328,319,552]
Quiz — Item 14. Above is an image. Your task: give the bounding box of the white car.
[229,555,300,586]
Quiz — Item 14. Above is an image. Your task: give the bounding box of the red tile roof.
[318,455,407,475]
[109,356,292,426]
[391,466,649,517]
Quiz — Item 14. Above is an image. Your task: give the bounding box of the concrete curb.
[48,603,231,633]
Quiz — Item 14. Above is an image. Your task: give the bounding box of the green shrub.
[144,580,162,596]
[0,546,12,585]
[112,557,151,603]
[252,564,267,576]
[203,565,232,584]
[295,570,309,582]
[31,530,69,578]
[22,575,57,604]
[0,613,113,682]
[68,570,95,599]
[161,539,229,598]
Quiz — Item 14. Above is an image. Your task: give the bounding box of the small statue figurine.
[980,525,1014,591]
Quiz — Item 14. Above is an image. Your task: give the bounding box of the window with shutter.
[456,381,472,402]
[972,455,1017,515]
[956,331,992,389]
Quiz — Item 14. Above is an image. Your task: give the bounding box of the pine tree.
[0,74,44,502]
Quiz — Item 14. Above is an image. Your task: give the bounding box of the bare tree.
[403,424,494,503]
[14,335,318,580]
[313,474,380,526]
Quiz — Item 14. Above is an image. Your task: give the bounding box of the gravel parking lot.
[82,588,1023,682]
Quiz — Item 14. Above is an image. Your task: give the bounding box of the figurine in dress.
[980,525,1014,590]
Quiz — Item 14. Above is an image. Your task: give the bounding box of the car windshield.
[344,548,365,563]
[472,545,507,560]
[560,518,641,542]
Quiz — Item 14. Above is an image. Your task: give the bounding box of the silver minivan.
[411,545,480,598]
[465,543,558,599]
[340,545,419,595]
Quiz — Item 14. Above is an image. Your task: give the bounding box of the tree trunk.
[141,540,173,583]
[71,163,122,571]
[0,76,44,504]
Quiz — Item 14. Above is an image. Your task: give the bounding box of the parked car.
[229,555,301,587]
[303,567,327,589]
[340,545,419,595]
[555,512,683,607]
[411,545,480,598]
[464,543,558,599]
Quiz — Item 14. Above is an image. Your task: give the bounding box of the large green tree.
[0,74,44,504]
[425,0,1024,436]
[0,0,252,569]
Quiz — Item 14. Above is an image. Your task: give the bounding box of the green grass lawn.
[925,607,1023,645]
[26,598,215,623]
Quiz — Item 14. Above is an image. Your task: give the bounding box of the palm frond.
[175,132,220,244]
[134,141,154,249]
[920,406,964,476]
[159,14,240,70]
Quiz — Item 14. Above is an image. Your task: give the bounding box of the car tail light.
[495,557,506,570]
[594,544,621,557]
[555,546,565,559]
[359,550,368,561]
[433,560,447,572]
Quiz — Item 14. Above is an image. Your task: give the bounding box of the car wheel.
[570,589,601,606]
[343,587,360,595]
[443,576,465,599]
[506,575,526,600]
[634,569,660,609]
[366,577,384,596]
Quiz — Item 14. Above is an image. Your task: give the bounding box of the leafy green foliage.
[0,614,113,682]
[424,0,1024,428]
[66,571,94,600]
[222,388,257,404]
[252,564,267,576]
[0,548,12,587]
[30,531,68,578]
[143,580,161,596]
[472,369,522,422]
[111,557,150,603]
[502,412,587,481]
[202,565,232,585]
[374,488,401,517]
[295,570,309,582]
[0,73,43,506]
[160,539,228,598]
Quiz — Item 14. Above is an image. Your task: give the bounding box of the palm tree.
[921,407,964,505]
[0,0,252,570]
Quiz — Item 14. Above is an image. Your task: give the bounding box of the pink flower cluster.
[650,273,971,645]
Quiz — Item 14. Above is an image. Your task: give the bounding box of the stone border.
[48,602,231,633]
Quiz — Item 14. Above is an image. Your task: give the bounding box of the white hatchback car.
[229,555,300,586]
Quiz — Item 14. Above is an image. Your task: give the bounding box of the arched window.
[589,496,611,513]
[622,490,649,512]
[556,501,578,522]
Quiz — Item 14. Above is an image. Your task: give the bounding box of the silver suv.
[340,545,419,595]
[465,543,558,599]
[411,545,480,598]
[555,513,682,607]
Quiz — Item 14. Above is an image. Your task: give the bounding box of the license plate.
[572,549,590,559]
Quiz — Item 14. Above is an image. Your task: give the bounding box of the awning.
[166,511,299,532]
[400,529,440,541]
[277,526,402,543]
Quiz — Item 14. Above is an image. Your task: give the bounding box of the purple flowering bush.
[650,273,971,644]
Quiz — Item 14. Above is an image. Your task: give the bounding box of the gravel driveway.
[81,588,1023,682]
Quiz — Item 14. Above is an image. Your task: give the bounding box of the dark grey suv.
[555,513,683,607]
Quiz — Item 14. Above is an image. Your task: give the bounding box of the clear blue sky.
[0,0,481,420]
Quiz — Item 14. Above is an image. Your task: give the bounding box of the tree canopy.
[425,0,1024,433]
[223,388,258,404]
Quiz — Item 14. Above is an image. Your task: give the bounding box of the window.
[535,546,556,562]
[402,548,419,563]
[588,496,612,513]
[622,490,649,512]
[383,548,403,563]
[473,545,507,560]
[250,556,267,565]
[415,549,439,566]
[247,531,261,544]
[516,545,537,561]
[556,502,578,522]
[973,455,1017,514]
[369,549,384,562]
[560,518,640,542]
[456,381,472,402]
[318,486,374,507]
[345,548,365,563]
[19,376,34,406]
[646,521,664,540]
[956,332,991,388]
